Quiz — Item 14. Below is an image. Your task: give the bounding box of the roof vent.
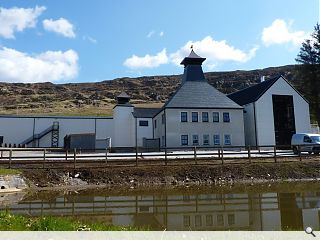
[260,76,265,83]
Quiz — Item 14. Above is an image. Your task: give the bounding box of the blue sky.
[0,0,319,83]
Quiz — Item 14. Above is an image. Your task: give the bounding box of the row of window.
[181,134,231,146]
[183,214,235,228]
[181,112,230,123]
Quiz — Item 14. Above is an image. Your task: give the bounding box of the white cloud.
[83,35,97,44]
[159,31,164,37]
[146,30,155,38]
[170,36,258,66]
[124,48,168,69]
[0,6,46,39]
[43,18,76,38]
[262,19,308,46]
[0,47,78,83]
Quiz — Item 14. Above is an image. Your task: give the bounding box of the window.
[181,135,188,146]
[181,112,188,122]
[154,119,157,128]
[139,120,148,126]
[192,135,199,145]
[223,112,230,122]
[206,215,213,226]
[183,215,191,227]
[195,215,202,227]
[203,134,209,145]
[224,134,231,145]
[192,112,198,122]
[202,112,209,122]
[162,114,165,124]
[228,214,235,225]
[303,136,312,143]
[217,214,224,226]
[213,135,220,145]
[212,112,219,122]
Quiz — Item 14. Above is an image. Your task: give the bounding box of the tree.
[296,23,320,127]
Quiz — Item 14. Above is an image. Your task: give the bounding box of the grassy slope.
[0,211,142,231]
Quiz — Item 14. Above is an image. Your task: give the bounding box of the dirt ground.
[21,160,320,189]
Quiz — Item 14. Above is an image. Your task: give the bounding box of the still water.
[1,183,320,231]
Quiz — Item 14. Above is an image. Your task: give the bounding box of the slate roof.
[227,75,281,106]
[163,81,243,109]
[132,108,162,118]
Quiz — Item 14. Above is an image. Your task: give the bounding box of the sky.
[0,0,319,83]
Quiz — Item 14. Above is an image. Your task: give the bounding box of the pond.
[1,182,320,231]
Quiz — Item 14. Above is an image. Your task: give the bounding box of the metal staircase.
[20,121,59,147]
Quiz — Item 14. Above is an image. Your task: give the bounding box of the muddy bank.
[21,161,320,190]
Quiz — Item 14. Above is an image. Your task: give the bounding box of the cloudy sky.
[0,0,318,83]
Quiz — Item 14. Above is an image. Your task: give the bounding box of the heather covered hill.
[0,65,297,116]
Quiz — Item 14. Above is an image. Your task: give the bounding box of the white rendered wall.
[0,116,113,148]
[255,77,311,146]
[136,118,153,147]
[243,103,257,146]
[153,110,165,146]
[112,106,135,148]
[165,108,245,148]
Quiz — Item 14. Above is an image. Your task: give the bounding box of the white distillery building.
[228,76,311,147]
[0,50,311,150]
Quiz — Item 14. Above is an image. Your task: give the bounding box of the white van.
[291,133,320,154]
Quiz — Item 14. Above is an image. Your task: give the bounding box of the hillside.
[0,65,298,116]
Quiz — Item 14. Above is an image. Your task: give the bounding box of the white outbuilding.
[228,76,311,147]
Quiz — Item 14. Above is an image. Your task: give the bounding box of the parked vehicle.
[291,133,320,154]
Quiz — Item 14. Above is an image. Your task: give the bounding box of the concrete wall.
[153,110,165,147]
[255,77,311,146]
[112,106,135,148]
[0,116,113,148]
[243,103,257,146]
[136,117,153,147]
[165,108,245,148]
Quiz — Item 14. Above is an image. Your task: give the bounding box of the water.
[1,182,320,231]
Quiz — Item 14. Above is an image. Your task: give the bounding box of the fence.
[0,144,319,170]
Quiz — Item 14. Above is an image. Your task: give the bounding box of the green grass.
[0,168,22,175]
[0,211,143,231]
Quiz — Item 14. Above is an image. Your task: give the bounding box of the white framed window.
[224,134,231,145]
[192,112,198,122]
[139,120,148,126]
[181,112,188,122]
[212,112,219,122]
[181,135,188,146]
[213,134,220,145]
[192,135,199,145]
[203,134,209,145]
[202,112,209,122]
[223,112,230,122]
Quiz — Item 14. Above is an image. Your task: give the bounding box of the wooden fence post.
[65,150,68,161]
[218,148,220,159]
[135,147,138,166]
[273,146,277,163]
[194,146,197,164]
[248,146,251,163]
[105,147,108,164]
[73,148,76,170]
[9,149,12,169]
[164,148,167,166]
[298,145,302,161]
[221,148,224,165]
[42,149,46,169]
[0,149,2,159]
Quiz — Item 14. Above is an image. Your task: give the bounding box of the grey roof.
[132,108,162,118]
[180,49,206,66]
[163,81,243,109]
[117,92,130,98]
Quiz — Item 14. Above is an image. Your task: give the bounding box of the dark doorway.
[272,95,296,146]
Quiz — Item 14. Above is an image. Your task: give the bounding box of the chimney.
[260,76,265,83]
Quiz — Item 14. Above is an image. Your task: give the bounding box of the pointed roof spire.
[180,47,206,66]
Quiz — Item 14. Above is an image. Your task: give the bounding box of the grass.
[0,211,143,231]
[0,168,22,175]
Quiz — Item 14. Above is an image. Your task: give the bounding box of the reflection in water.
[1,188,320,230]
